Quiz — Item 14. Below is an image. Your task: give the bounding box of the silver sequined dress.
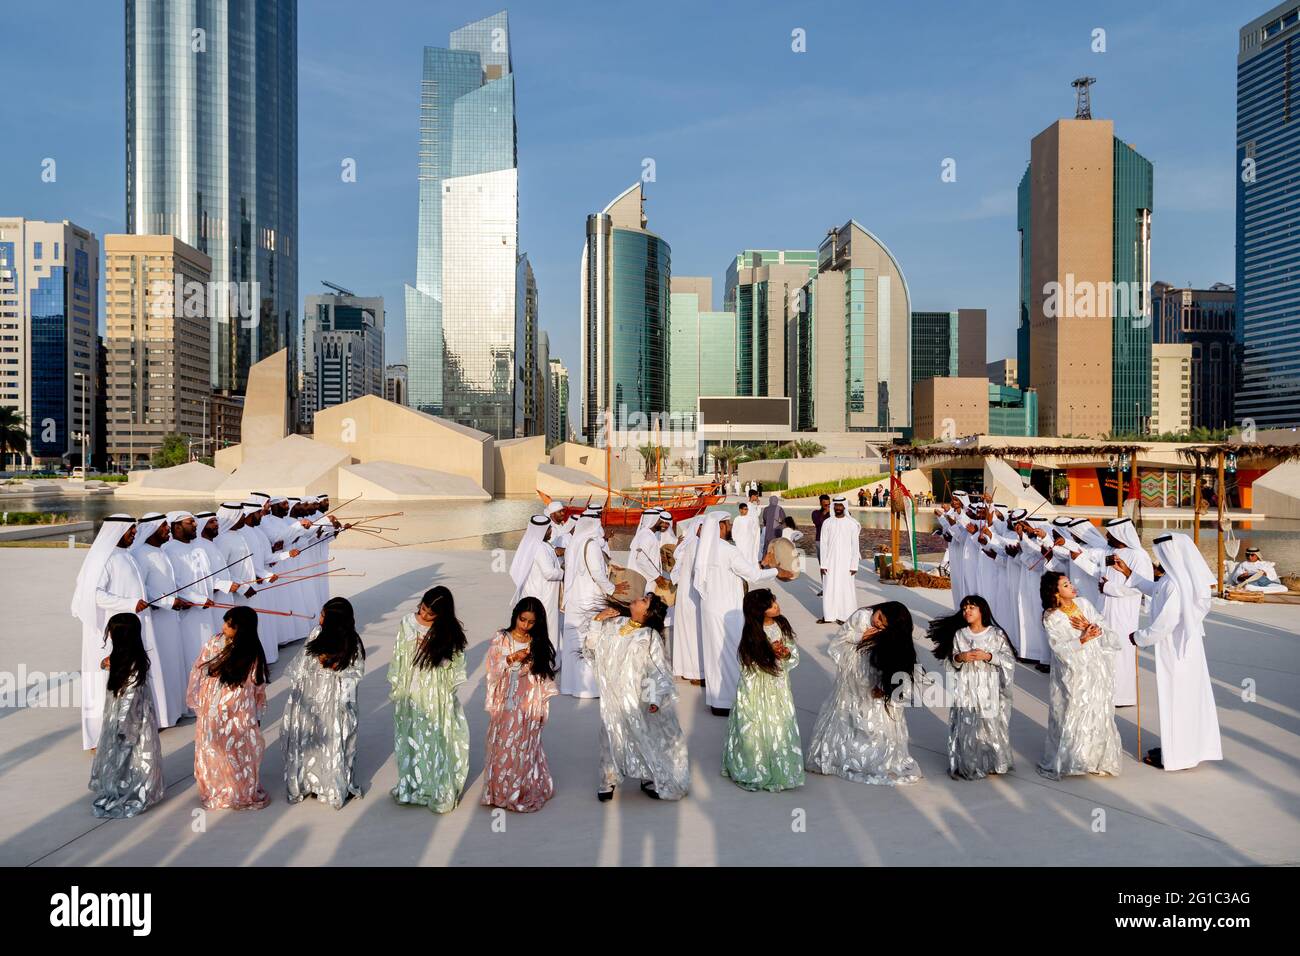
[584,617,690,799]
[281,634,364,808]
[946,625,1015,780]
[88,681,165,818]
[1037,598,1124,779]
[805,628,921,786]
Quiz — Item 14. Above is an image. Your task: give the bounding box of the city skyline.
[0,0,1246,433]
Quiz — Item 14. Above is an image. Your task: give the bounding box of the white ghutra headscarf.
[1151,533,1214,658]
[70,515,136,626]
[510,514,552,597]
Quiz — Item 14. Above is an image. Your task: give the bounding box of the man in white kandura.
[695,510,796,715]
[510,514,565,649]
[730,501,762,565]
[559,509,626,697]
[545,500,577,553]
[817,496,861,625]
[1089,516,1152,707]
[1114,533,1223,772]
[628,509,670,598]
[160,510,220,678]
[130,513,191,726]
[71,515,150,749]
[669,516,705,683]
[1227,547,1289,594]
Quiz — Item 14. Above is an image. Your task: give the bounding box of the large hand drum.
[768,536,800,574]
[609,564,646,601]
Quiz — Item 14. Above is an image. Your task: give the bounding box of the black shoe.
[597,788,614,802]
[640,781,661,800]
[710,706,731,717]
[1034,663,1051,673]
[815,618,829,624]
[1143,748,1164,769]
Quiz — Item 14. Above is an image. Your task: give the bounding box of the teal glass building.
[580,184,670,438]
[669,290,736,421]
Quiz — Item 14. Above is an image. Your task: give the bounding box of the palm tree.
[637,443,668,478]
[0,408,29,468]
[708,444,740,477]
[790,439,825,459]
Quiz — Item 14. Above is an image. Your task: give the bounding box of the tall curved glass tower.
[405,11,521,438]
[125,0,298,395]
[580,183,671,440]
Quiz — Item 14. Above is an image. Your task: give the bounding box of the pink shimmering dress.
[481,631,558,812]
[186,635,270,810]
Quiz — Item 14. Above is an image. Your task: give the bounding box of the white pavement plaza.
[2,545,1297,867]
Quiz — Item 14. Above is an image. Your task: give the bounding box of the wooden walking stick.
[1135,644,1142,760]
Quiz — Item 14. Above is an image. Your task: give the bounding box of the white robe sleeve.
[585,539,616,597]
[1133,581,1181,649]
[95,563,140,615]
[728,548,779,587]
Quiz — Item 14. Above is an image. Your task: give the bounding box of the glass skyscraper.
[405,11,523,438]
[125,0,297,395]
[580,183,670,439]
[1236,3,1300,427]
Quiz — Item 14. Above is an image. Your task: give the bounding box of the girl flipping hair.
[89,613,164,818]
[481,596,560,812]
[721,589,804,792]
[389,585,470,812]
[283,597,366,808]
[1036,571,1124,780]
[805,602,922,786]
[927,596,1016,780]
[187,605,271,810]
[585,593,689,802]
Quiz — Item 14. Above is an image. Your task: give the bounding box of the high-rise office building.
[987,358,1019,387]
[669,277,737,421]
[795,221,911,432]
[405,11,524,438]
[385,364,409,406]
[1151,343,1194,433]
[125,0,297,396]
[0,218,99,469]
[548,358,569,446]
[103,234,212,468]
[517,256,545,438]
[1017,106,1153,436]
[1236,3,1300,427]
[300,287,384,430]
[724,250,817,399]
[910,309,987,399]
[1150,281,1239,430]
[580,183,671,439]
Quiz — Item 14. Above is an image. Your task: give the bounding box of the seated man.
[1228,547,1289,593]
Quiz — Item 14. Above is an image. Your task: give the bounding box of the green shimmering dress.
[388,613,470,813]
[721,623,805,792]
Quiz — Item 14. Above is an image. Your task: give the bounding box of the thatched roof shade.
[1176,443,1300,466]
[887,443,1148,462]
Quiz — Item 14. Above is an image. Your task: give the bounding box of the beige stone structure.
[494,435,548,495]
[103,235,213,468]
[548,441,632,490]
[117,460,229,499]
[312,394,496,495]
[240,348,291,450]
[1252,460,1300,520]
[912,377,990,440]
[215,434,352,500]
[337,461,491,502]
[1028,119,1115,437]
[1151,343,1193,433]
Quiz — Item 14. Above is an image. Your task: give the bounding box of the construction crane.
[1072,76,1097,119]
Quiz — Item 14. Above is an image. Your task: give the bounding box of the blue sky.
[1,0,1247,400]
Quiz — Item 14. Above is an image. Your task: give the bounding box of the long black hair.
[603,592,669,637]
[856,601,917,701]
[305,597,365,671]
[739,588,794,676]
[104,613,150,696]
[205,605,269,688]
[413,585,468,669]
[506,596,556,679]
[926,595,1011,662]
[1040,571,1068,614]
